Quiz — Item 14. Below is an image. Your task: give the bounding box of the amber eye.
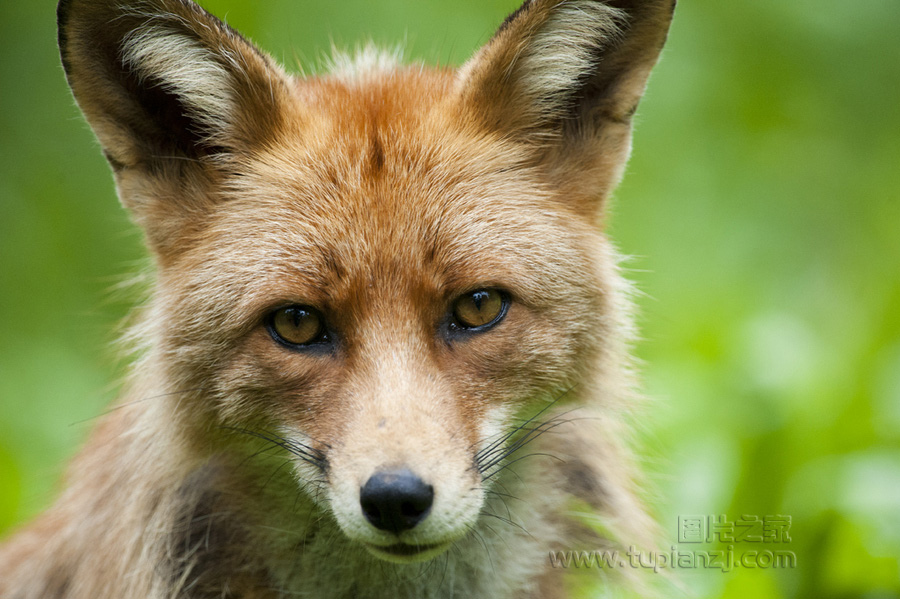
[451,289,508,330]
[267,306,326,347]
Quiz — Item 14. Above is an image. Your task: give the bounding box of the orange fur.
[0,1,675,597]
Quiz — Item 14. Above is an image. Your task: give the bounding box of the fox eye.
[451,289,508,331]
[267,306,327,348]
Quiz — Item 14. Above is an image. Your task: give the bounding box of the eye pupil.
[269,306,325,347]
[471,291,488,311]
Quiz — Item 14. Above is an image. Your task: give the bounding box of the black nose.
[360,469,434,533]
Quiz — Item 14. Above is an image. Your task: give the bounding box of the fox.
[0,0,674,597]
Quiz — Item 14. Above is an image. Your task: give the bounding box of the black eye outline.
[266,305,331,350]
[448,288,510,333]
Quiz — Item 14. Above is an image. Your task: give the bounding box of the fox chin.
[0,0,675,597]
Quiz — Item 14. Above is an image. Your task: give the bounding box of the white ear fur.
[498,1,626,128]
[59,0,293,169]
[122,25,238,138]
[459,0,674,132]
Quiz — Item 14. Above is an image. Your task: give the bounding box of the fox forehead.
[175,69,603,321]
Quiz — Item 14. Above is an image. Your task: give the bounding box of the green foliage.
[0,1,897,597]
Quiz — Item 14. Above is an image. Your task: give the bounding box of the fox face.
[47,0,674,588]
[146,76,614,561]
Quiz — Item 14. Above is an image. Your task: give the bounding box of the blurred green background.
[1,0,898,597]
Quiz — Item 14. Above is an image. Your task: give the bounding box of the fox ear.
[57,0,292,170]
[456,0,675,212]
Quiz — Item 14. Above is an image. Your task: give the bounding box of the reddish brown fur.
[1,0,674,597]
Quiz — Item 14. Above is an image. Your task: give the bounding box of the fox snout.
[322,367,490,562]
[338,453,481,562]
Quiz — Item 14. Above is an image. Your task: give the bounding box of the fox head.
[58,0,673,563]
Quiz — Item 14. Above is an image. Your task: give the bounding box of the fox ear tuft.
[57,0,291,169]
[457,0,675,208]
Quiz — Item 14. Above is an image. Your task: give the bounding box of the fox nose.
[360,469,434,533]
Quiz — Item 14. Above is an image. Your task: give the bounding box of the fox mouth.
[363,541,452,563]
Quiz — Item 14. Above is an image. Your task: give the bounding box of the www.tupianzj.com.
[549,546,797,573]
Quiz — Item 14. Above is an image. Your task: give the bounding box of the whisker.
[479,510,532,538]
[482,452,565,482]
[478,414,574,475]
[220,426,327,472]
[473,386,585,485]
[478,415,576,473]
[474,386,573,463]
